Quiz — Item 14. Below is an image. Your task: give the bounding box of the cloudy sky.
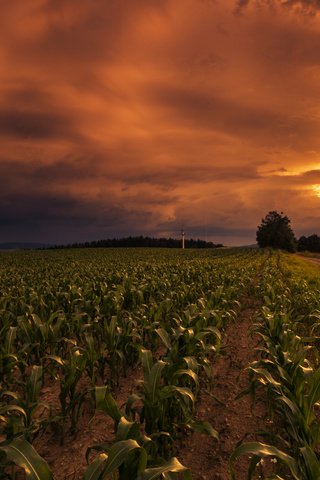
[1,0,320,245]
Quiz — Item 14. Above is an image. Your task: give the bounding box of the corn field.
[0,248,319,479]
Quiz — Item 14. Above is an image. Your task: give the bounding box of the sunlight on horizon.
[312,185,320,198]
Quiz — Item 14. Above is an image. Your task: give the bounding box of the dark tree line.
[297,234,320,252]
[50,236,223,250]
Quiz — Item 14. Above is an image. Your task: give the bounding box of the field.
[0,248,319,480]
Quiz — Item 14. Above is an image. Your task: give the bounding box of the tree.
[256,211,297,252]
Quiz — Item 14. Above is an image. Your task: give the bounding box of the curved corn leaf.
[142,457,192,480]
[306,369,320,424]
[300,445,320,479]
[85,443,110,464]
[148,361,167,404]
[5,327,17,354]
[0,437,53,480]
[248,367,282,387]
[229,442,300,480]
[102,439,146,476]
[155,328,172,350]
[183,356,198,373]
[1,405,28,422]
[140,348,154,378]
[28,365,43,403]
[160,386,195,406]
[116,416,140,441]
[173,369,199,389]
[95,385,121,424]
[188,420,219,440]
[83,453,108,480]
[43,354,65,367]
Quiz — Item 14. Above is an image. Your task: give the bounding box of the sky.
[1,0,320,246]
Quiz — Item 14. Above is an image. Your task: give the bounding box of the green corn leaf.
[28,366,43,404]
[160,385,195,407]
[83,453,108,480]
[229,442,300,480]
[300,445,320,479]
[155,328,172,350]
[142,457,192,480]
[0,437,53,480]
[95,385,121,424]
[147,361,167,404]
[1,405,28,422]
[306,369,320,424]
[43,354,65,367]
[188,420,219,440]
[5,327,17,354]
[102,439,146,476]
[183,356,198,372]
[249,366,282,387]
[1,390,20,401]
[85,444,110,464]
[173,369,199,389]
[116,416,140,441]
[204,326,221,341]
[140,348,154,378]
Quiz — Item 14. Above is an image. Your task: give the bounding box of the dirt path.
[299,256,320,264]
[179,288,269,479]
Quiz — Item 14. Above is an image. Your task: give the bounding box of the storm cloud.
[0,0,320,245]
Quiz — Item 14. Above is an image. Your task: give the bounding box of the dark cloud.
[0,110,81,141]
[0,188,155,243]
[145,83,320,150]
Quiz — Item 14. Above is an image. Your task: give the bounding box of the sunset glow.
[1,0,320,245]
[312,185,320,198]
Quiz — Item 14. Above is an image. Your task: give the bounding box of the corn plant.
[0,365,48,442]
[88,386,192,480]
[235,259,320,480]
[0,436,54,480]
[52,344,88,438]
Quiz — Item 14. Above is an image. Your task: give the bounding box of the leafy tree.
[256,211,297,252]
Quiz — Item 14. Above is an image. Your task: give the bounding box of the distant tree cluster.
[256,211,297,252]
[256,211,320,253]
[297,234,320,253]
[50,236,223,249]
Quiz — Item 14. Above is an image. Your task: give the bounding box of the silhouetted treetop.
[256,211,296,252]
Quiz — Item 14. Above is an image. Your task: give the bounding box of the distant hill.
[0,242,51,250]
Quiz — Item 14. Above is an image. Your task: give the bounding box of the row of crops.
[230,252,320,479]
[1,248,319,479]
[0,247,265,479]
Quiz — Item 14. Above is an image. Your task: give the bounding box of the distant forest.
[50,236,223,249]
